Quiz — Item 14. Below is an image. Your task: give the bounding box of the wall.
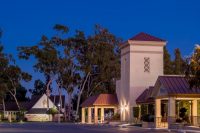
[117,40,166,122]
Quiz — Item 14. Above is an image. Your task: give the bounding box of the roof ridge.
[129,32,165,42]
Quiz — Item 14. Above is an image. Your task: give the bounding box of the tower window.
[144,57,150,73]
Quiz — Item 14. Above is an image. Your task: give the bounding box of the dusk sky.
[0,0,200,93]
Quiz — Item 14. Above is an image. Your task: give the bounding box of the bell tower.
[116,32,166,121]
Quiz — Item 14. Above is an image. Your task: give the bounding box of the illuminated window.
[144,57,150,72]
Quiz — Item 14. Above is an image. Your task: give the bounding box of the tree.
[71,25,121,119]
[18,35,60,111]
[0,29,31,113]
[18,24,121,120]
[0,30,7,116]
[164,46,173,74]
[31,79,47,96]
[173,48,185,74]
[0,46,31,110]
[186,45,200,88]
[58,59,80,120]
[3,65,32,110]
[5,85,29,102]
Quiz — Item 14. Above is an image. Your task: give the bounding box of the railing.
[167,116,200,127]
[155,117,168,128]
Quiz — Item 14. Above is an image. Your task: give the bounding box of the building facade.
[116,32,166,121]
[81,32,200,128]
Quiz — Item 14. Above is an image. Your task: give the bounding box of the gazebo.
[136,75,200,128]
[81,94,118,124]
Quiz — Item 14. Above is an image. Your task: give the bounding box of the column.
[138,105,141,120]
[94,107,98,124]
[192,99,198,126]
[114,107,117,114]
[155,99,161,128]
[81,108,85,123]
[88,107,92,124]
[168,97,176,126]
[101,107,104,123]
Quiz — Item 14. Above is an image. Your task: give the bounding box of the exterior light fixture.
[121,105,128,111]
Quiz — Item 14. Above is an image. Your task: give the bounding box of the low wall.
[25,114,52,122]
[142,122,155,128]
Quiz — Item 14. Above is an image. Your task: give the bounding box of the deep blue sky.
[1,0,200,94]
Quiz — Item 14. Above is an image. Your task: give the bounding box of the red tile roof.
[136,86,155,104]
[158,75,200,94]
[81,94,118,107]
[129,32,165,42]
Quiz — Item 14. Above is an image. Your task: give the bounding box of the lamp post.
[58,103,61,124]
[189,101,192,123]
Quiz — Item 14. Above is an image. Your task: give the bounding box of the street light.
[58,103,61,124]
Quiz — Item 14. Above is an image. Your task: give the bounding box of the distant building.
[0,94,66,122]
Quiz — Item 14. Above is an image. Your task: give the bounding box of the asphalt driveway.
[0,122,174,133]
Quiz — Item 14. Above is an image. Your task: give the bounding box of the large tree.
[186,45,200,88]
[70,25,121,118]
[173,48,186,74]
[164,46,173,74]
[3,65,31,110]
[0,45,31,110]
[18,34,61,111]
[31,79,47,96]
[18,24,121,120]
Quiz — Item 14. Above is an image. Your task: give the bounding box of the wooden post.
[192,100,198,126]
[88,107,92,124]
[81,108,85,123]
[94,107,98,124]
[155,99,161,128]
[101,108,104,123]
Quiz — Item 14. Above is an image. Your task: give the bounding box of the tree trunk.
[2,98,5,118]
[57,83,62,123]
[75,72,90,120]
[12,94,20,111]
[46,79,52,121]
[46,79,52,110]
[68,93,72,121]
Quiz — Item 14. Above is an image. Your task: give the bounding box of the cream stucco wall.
[117,40,166,121]
[25,114,52,121]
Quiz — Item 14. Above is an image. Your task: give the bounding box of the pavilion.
[136,75,200,128]
[81,94,118,124]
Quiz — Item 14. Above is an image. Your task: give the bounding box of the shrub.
[141,114,154,122]
[133,107,139,118]
[176,118,182,123]
[111,113,120,121]
[48,107,58,115]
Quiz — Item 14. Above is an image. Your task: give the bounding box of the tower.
[116,32,166,121]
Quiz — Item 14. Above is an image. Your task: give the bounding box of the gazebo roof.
[81,94,118,107]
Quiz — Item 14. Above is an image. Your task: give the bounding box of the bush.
[111,113,120,121]
[48,107,58,115]
[176,118,182,123]
[133,107,139,118]
[179,107,187,118]
[141,114,154,122]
